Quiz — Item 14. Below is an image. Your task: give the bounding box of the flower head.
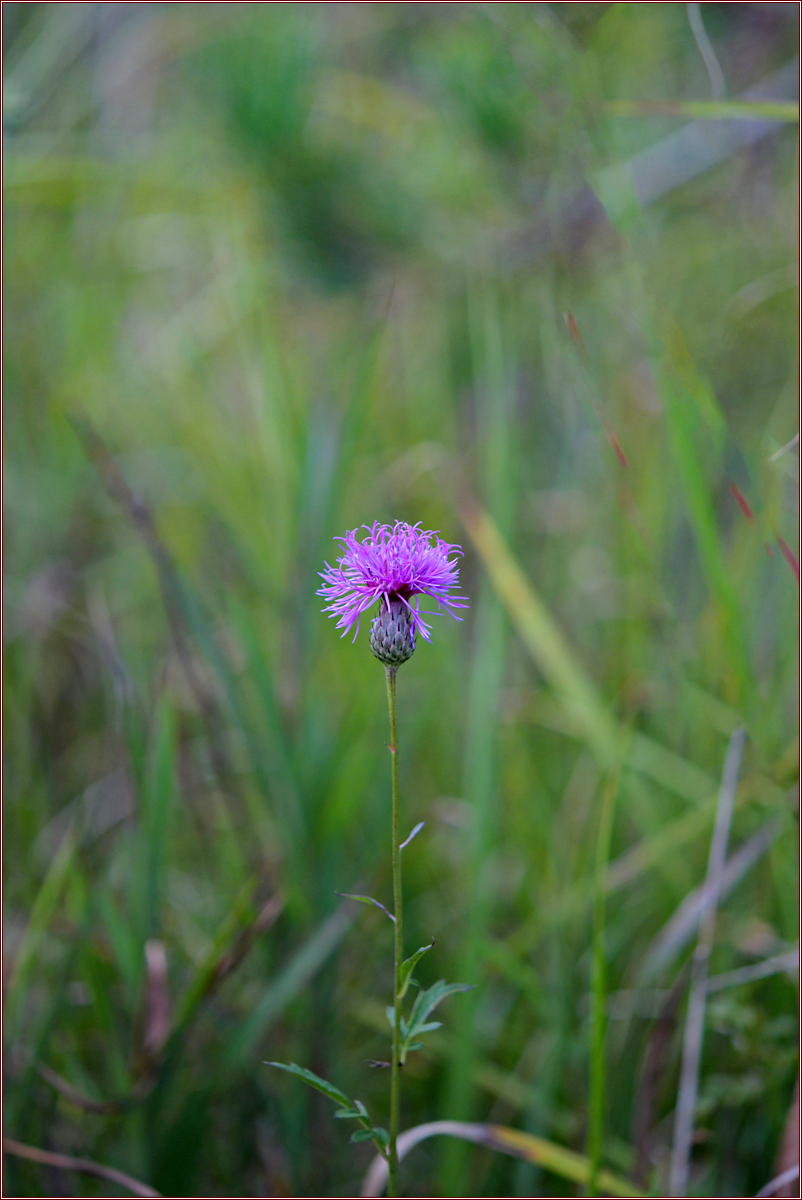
[318,522,468,655]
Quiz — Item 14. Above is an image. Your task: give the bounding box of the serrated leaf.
[398,939,435,1001]
[335,892,395,922]
[264,1061,352,1109]
[399,821,425,851]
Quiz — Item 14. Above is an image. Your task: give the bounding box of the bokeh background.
[3,3,799,1196]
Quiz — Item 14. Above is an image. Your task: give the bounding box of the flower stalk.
[385,664,402,1197]
[290,519,470,1195]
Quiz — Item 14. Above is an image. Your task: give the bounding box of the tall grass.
[4,4,798,1196]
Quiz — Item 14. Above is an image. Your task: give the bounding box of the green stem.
[385,665,402,1199]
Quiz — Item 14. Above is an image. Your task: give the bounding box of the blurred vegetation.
[3,3,798,1196]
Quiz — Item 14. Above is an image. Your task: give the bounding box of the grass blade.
[458,498,623,768]
[669,727,746,1196]
[605,99,799,121]
[2,1138,161,1198]
[588,766,621,1196]
[224,903,355,1067]
[360,1120,640,1198]
[5,823,77,1035]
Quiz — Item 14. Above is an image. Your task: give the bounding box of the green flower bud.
[370,598,415,666]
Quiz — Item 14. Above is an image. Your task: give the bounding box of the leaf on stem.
[265,1062,388,1157]
[407,979,473,1030]
[335,892,395,922]
[264,1061,352,1108]
[400,979,473,1060]
[385,1005,405,1035]
[399,821,425,851]
[352,1127,389,1146]
[334,1099,369,1119]
[398,939,435,1000]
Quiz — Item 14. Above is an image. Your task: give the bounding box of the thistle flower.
[318,521,468,663]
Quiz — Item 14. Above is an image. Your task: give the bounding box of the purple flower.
[318,521,468,646]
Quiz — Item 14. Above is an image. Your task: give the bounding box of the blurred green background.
[3,3,799,1196]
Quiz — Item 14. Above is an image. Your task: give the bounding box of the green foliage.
[3,2,798,1196]
[388,979,474,1064]
[264,1061,353,1109]
[398,939,435,1001]
[265,1061,388,1156]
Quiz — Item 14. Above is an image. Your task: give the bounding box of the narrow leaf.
[264,1062,351,1109]
[406,979,473,1037]
[358,1120,640,1197]
[399,821,425,851]
[229,905,354,1067]
[335,893,395,922]
[486,1123,641,1197]
[604,98,799,122]
[401,1023,441,1060]
[398,939,435,1000]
